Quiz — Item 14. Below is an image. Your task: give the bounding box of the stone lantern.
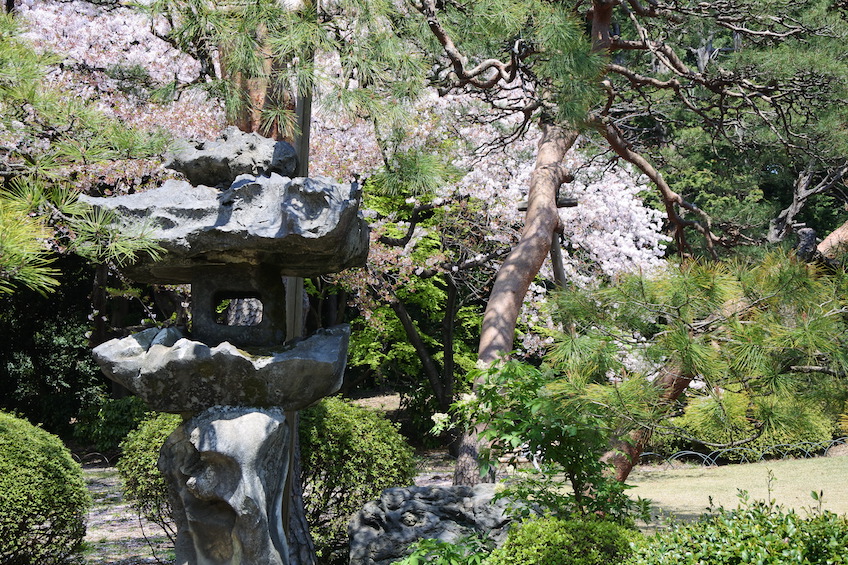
[85,128,368,565]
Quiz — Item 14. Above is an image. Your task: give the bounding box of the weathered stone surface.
[166,126,297,187]
[190,265,287,347]
[91,326,350,412]
[159,406,290,565]
[80,174,369,283]
[348,485,513,565]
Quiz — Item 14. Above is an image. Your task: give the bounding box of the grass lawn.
[627,455,848,530]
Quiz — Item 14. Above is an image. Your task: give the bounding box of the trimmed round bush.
[485,516,632,565]
[300,397,417,564]
[74,395,148,453]
[117,411,182,540]
[0,411,91,564]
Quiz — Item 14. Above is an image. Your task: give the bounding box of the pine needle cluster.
[546,252,848,449]
[0,13,165,295]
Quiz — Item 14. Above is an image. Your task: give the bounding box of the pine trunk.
[603,365,693,482]
[454,124,577,486]
[818,218,848,260]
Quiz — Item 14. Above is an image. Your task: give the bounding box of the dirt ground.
[82,467,173,565]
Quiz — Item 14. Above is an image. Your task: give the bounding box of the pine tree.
[0,12,163,296]
[547,251,848,479]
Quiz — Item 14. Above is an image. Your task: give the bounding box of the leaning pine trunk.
[453,124,578,486]
[603,365,693,482]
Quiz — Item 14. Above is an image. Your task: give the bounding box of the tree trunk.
[453,124,578,486]
[768,162,848,243]
[818,217,848,260]
[476,124,578,365]
[603,364,693,482]
[389,296,449,411]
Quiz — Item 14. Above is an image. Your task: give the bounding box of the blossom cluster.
[17,0,224,140]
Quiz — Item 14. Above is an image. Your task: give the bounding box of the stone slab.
[91,326,350,412]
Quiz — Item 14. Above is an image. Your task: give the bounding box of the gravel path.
[83,467,173,565]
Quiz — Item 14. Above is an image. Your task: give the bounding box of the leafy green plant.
[300,397,417,564]
[630,491,848,565]
[454,361,649,524]
[394,535,493,565]
[117,411,182,543]
[74,395,148,453]
[0,411,91,564]
[485,516,632,565]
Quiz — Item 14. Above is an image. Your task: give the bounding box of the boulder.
[348,484,513,565]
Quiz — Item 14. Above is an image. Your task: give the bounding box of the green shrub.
[118,399,416,564]
[74,395,148,453]
[117,411,181,541]
[485,516,632,565]
[675,393,834,462]
[300,397,417,564]
[394,535,493,565]
[630,493,848,564]
[0,411,91,564]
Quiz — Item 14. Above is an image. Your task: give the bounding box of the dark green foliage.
[74,395,148,453]
[0,257,104,437]
[630,493,848,565]
[300,397,417,564]
[485,517,632,565]
[116,411,181,541]
[0,411,90,565]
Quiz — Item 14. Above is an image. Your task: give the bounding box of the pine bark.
[603,365,693,482]
[454,124,578,485]
[818,218,848,260]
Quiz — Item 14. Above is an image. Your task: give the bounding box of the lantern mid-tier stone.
[92,325,350,413]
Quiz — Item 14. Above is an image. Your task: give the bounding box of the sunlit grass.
[628,456,848,533]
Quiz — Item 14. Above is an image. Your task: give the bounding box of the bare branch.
[416,0,516,89]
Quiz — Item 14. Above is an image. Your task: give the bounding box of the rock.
[159,406,290,565]
[91,326,350,412]
[348,484,513,565]
[165,126,297,187]
[80,174,369,282]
